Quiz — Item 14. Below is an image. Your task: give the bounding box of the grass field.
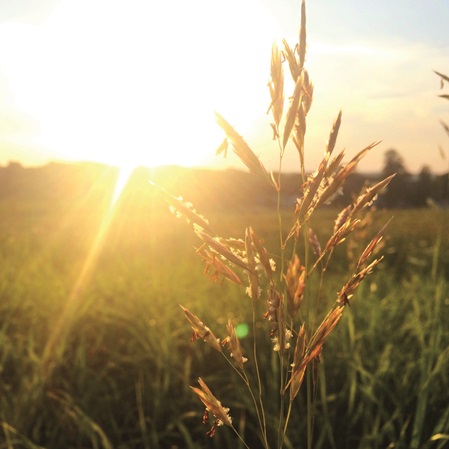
[0,182,448,449]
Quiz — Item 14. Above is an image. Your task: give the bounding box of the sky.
[0,0,448,174]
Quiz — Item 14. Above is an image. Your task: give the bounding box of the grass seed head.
[195,229,252,274]
[325,218,360,251]
[295,152,329,220]
[250,227,274,280]
[356,220,391,269]
[196,246,243,285]
[191,378,233,431]
[338,257,383,305]
[268,41,284,127]
[289,324,307,400]
[180,305,222,353]
[283,38,301,81]
[283,72,304,150]
[245,227,260,300]
[266,285,290,352]
[308,228,322,257]
[284,255,305,319]
[215,112,275,187]
[216,137,229,158]
[351,174,395,216]
[334,205,353,234]
[224,319,248,370]
[326,110,342,156]
[149,182,214,235]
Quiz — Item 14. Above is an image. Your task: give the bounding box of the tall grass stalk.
[154,1,394,447]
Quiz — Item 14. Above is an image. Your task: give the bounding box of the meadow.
[0,173,448,449]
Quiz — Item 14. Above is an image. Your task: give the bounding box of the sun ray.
[42,165,133,377]
[111,164,135,207]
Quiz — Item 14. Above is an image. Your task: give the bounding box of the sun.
[1,0,279,173]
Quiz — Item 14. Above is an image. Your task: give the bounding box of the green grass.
[0,194,448,448]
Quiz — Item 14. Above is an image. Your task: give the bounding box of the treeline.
[378,148,449,208]
[0,153,448,214]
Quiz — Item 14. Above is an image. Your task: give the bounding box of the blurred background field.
[0,162,448,449]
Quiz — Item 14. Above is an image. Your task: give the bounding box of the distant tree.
[6,160,24,171]
[414,164,433,207]
[382,149,408,177]
[381,149,410,207]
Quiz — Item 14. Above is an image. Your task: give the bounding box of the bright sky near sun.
[0,0,448,174]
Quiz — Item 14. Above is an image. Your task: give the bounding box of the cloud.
[240,38,449,175]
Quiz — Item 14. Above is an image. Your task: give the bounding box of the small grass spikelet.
[191,378,233,437]
[337,257,384,305]
[284,255,305,319]
[245,227,260,301]
[268,41,284,129]
[266,285,291,353]
[288,324,307,400]
[195,246,243,285]
[149,182,214,234]
[223,319,248,370]
[180,305,222,353]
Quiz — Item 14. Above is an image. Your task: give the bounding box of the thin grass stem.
[232,426,252,449]
[251,301,269,449]
[280,400,294,449]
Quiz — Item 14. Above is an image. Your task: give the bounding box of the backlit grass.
[0,191,448,448]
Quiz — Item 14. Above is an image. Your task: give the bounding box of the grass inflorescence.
[157,2,399,448]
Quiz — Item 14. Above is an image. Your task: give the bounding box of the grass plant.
[156,1,396,447]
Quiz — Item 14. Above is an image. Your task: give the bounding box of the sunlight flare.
[0,0,279,171]
[42,167,128,376]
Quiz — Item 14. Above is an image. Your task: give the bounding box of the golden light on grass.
[42,168,127,377]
